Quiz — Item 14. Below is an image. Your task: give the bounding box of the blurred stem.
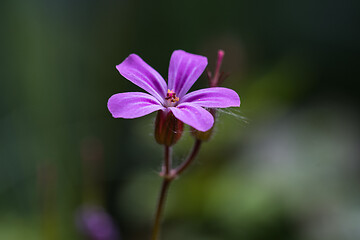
[151,140,202,240]
[210,49,225,87]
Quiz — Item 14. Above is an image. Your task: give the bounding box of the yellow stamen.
[165,89,179,103]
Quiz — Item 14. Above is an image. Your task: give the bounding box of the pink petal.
[168,50,208,99]
[180,87,240,108]
[108,92,164,119]
[169,103,214,132]
[116,54,167,103]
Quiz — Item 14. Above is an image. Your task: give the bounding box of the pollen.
[165,89,179,103]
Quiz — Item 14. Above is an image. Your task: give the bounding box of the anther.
[165,89,179,105]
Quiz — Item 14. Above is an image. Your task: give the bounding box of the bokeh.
[1,0,359,239]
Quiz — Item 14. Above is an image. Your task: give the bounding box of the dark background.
[1,0,360,239]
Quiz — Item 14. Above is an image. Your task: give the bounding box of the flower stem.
[151,178,171,240]
[151,140,203,240]
[164,145,171,175]
[151,146,172,240]
[210,50,225,87]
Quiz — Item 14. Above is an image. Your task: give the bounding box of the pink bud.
[217,50,225,63]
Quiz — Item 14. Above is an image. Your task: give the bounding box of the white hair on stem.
[216,108,249,125]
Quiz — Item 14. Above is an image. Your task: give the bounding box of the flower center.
[165,89,179,107]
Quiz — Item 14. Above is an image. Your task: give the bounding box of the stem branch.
[151,140,202,240]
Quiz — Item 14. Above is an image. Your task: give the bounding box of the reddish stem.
[210,49,225,87]
[151,140,203,240]
[151,146,172,240]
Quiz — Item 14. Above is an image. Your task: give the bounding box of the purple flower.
[75,205,120,240]
[107,50,240,132]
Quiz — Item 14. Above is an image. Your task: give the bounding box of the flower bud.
[155,110,184,146]
[191,108,216,141]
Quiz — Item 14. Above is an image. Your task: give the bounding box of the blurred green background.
[1,0,360,239]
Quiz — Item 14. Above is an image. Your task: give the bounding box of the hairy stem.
[151,178,171,240]
[151,140,203,239]
[151,146,172,240]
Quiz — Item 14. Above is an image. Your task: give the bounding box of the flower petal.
[116,54,167,103]
[180,87,240,108]
[108,92,164,119]
[169,103,214,132]
[168,50,208,99]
